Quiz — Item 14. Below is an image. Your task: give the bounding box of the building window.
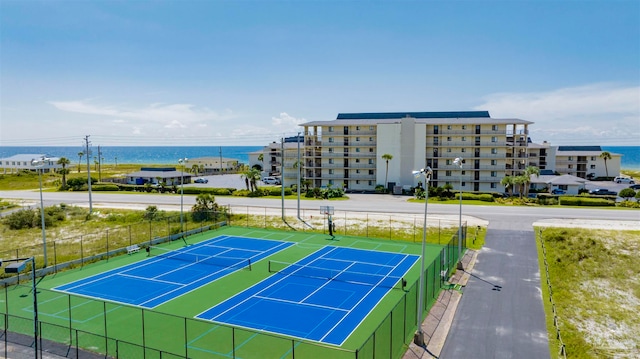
[329,169,334,174]
[491,171,497,177]
[446,170,452,176]
[329,137,334,143]
[568,164,573,169]
[369,137,373,141]
[461,148,466,153]
[462,125,467,130]
[356,137,360,142]
[369,148,373,152]
[328,148,333,153]
[356,180,360,184]
[462,182,466,187]
[368,180,373,186]
[356,126,360,130]
[446,159,452,165]
[491,148,497,154]
[590,164,596,169]
[462,171,465,175]
[447,148,452,153]
[329,159,333,164]
[591,156,596,161]
[491,182,497,189]
[491,159,497,165]
[328,126,334,132]
[356,148,360,152]
[329,180,333,185]
[356,169,360,174]
[355,158,360,163]
[492,125,498,131]
[491,136,497,142]
[568,156,573,161]
[368,159,373,164]
[462,136,466,141]
[369,170,374,175]
[447,125,452,130]
[369,126,374,130]
[447,137,452,142]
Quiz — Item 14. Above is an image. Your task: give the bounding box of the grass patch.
[535,227,640,358]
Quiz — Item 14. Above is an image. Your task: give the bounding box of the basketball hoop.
[319,206,334,216]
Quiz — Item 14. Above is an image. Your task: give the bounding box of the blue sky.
[1,0,638,146]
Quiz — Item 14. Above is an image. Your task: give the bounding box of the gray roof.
[530,174,587,185]
[0,154,60,162]
[557,146,601,151]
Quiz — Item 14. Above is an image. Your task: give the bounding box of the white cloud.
[475,83,640,145]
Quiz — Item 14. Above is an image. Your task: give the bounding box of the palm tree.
[191,164,200,176]
[523,166,540,197]
[57,157,71,189]
[501,176,515,197]
[241,168,261,191]
[77,151,84,173]
[600,151,612,178]
[513,175,528,198]
[382,153,393,190]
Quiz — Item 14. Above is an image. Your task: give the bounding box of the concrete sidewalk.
[403,248,478,359]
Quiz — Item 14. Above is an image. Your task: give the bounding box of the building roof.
[336,111,490,120]
[301,116,533,127]
[0,154,60,162]
[555,150,621,157]
[557,146,602,152]
[530,174,587,185]
[127,169,190,178]
[187,157,239,162]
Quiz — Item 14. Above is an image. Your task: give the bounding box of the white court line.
[119,273,185,286]
[319,254,411,345]
[252,295,349,312]
[299,261,357,303]
[199,247,340,320]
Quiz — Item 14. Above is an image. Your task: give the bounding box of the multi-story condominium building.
[301,111,533,192]
[249,136,305,186]
[545,146,621,179]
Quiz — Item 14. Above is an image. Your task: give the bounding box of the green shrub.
[3,209,38,229]
[461,193,494,202]
[92,184,120,191]
[182,187,235,195]
[559,196,615,207]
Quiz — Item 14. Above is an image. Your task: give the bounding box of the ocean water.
[1,145,638,169]
[603,146,640,170]
[0,146,263,165]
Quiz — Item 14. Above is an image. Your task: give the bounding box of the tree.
[77,151,84,173]
[382,154,393,190]
[500,176,515,196]
[241,168,261,191]
[600,151,612,178]
[191,164,200,176]
[523,166,540,197]
[191,193,219,222]
[619,188,636,201]
[513,175,528,198]
[57,157,71,189]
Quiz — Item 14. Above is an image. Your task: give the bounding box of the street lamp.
[453,157,464,270]
[31,157,49,267]
[3,257,38,358]
[178,158,188,237]
[411,166,432,346]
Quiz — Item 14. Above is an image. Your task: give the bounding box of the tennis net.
[268,260,405,290]
[149,246,252,271]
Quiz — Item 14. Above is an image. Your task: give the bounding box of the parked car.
[630,184,640,190]
[589,188,617,196]
[194,178,208,183]
[551,189,566,195]
[615,177,635,184]
[262,176,281,185]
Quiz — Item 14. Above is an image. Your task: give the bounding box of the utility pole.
[85,135,93,214]
[97,145,102,182]
[219,146,223,174]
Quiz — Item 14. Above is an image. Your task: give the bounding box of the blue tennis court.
[54,236,293,308]
[197,246,419,346]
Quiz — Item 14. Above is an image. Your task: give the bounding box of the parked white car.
[262,176,281,185]
[615,177,635,184]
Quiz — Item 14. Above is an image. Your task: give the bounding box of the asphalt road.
[1,187,639,358]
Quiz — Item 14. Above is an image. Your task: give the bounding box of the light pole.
[3,257,38,359]
[31,157,49,267]
[178,158,187,237]
[411,166,432,346]
[454,157,464,270]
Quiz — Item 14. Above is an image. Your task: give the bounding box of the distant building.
[183,157,240,175]
[545,145,621,179]
[125,167,191,186]
[0,154,61,174]
[529,174,588,195]
[249,136,304,186]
